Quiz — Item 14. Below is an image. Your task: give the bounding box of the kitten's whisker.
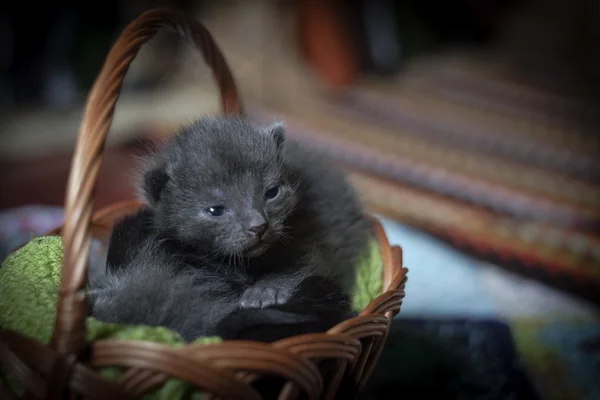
[232,251,246,272]
[238,252,247,272]
[279,227,297,245]
[242,252,249,272]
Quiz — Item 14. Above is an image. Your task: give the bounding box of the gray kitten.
[88,240,354,342]
[103,116,371,309]
[89,241,240,339]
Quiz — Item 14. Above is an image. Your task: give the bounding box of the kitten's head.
[138,116,298,257]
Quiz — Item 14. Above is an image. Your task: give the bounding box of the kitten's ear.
[140,162,170,207]
[265,122,285,153]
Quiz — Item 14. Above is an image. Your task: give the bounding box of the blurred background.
[0,0,599,398]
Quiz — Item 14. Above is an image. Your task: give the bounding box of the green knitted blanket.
[0,236,383,398]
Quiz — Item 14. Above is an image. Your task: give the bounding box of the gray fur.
[144,116,368,291]
[137,117,299,261]
[90,115,370,340]
[282,139,372,292]
[89,242,241,341]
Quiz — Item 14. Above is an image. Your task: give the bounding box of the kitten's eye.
[265,185,280,200]
[205,206,225,217]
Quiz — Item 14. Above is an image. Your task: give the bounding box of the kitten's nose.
[246,219,268,237]
[247,222,268,237]
[245,211,268,237]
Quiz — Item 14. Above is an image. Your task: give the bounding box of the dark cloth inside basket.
[215,275,356,342]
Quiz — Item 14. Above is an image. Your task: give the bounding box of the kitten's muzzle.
[243,217,272,257]
[246,222,268,238]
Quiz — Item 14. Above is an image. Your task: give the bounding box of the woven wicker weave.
[0,8,407,399]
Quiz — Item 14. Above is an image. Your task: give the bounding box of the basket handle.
[51,7,243,356]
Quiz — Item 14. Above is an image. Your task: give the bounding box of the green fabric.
[0,237,62,345]
[0,235,383,397]
[352,238,383,311]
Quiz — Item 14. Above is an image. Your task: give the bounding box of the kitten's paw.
[239,284,292,308]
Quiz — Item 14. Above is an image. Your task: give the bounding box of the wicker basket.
[0,8,407,400]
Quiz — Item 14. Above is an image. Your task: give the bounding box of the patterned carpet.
[510,318,600,400]
[245,52,600,305]
[364,316,600,400]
